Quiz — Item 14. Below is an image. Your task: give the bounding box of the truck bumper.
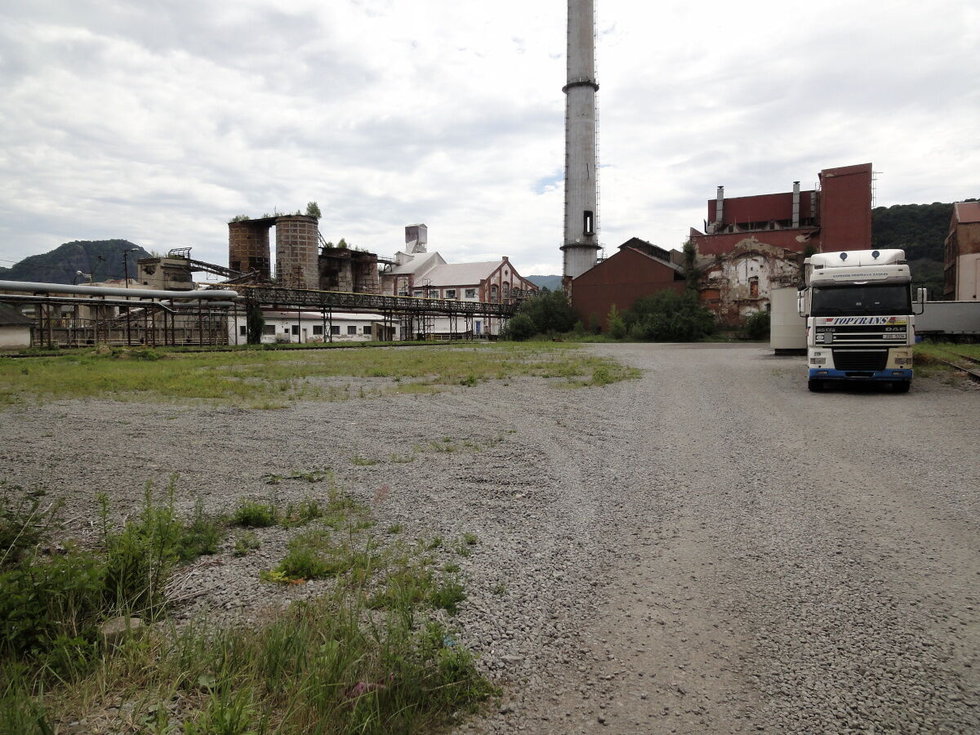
[808,368,913,382]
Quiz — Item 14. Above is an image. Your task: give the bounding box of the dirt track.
[2,343,977,733]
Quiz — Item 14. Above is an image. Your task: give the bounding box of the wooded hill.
[0,240,151,285]
[872,201,959,299]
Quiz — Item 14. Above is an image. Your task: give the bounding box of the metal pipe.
[0,280,240,301]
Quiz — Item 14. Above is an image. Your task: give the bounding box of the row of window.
[409,288,478,299]
[241,324,372,337]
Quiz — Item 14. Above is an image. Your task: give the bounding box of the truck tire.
[808,379,824,392]
[893,381,911,393]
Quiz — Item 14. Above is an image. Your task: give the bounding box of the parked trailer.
[914,300,980,341]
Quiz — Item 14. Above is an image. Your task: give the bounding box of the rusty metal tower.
[562,0,600,281]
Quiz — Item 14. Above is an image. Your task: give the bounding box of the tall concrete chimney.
[561,0,600,282]
[791,181,801,228]
[715,186,725,228]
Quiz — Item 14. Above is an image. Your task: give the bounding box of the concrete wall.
[699,239,801,326]
[0,326,31,348]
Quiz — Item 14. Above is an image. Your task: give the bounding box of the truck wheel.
[893,381,911,393]
[808,379,824,392]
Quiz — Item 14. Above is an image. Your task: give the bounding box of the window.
[464,288,476,299]
[445,289,456,298]
[313,325,323,335]
[475,320,482,335]
[239,326,247,336]
[347,325,357,335]
[583,210,594,236]
[428,290,438,298]
[291,325,300,335]
[413,289,423,297]
[330,325,340,335]
[363,326,371,335]
[262,325,275,335]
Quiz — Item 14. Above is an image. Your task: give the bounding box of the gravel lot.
[2,343,977,734]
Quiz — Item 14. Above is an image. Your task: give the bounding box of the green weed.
[231,500,278,528]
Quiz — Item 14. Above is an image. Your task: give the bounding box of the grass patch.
[915,342,980,379]
[231,499,278,528]
[0,479,495,734]
[0,342,638,407]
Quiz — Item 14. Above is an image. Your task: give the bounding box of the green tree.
[516,290,578,336]
[607,304,627,339]
[683,239,701,292]
[246,302,265,345]
[502,313,536,341]
[305,201,322,219]
[622,290,715,342]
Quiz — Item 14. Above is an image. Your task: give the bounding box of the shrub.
[232,500,278,528]
[505,290,577,339]
[743,309,770,340]
[607,305,627,339]
[621,291,715,342]
[502,313,536,341]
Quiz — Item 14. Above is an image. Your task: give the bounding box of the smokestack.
[715,186,725,227]
[792,181,801,228]
[561,0,600,282]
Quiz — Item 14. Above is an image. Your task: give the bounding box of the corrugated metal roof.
[422,262,502,287]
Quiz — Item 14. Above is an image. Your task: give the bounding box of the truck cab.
[799,249,916,392]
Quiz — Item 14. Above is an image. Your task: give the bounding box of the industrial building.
[944,201,980,301]
[229,310,398,345]
[380,224,536,338]
[565,163,875,329]
[687,162,874,325]
[570,238,685,330]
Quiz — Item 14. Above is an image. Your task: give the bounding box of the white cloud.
[0,0,977,275]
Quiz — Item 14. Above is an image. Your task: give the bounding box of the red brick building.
[570,238,685,330]
[689,163,873,324]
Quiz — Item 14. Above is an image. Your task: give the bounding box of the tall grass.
[0,478,495,734]
[0,342,637,407]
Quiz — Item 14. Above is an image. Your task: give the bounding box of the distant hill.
[527,275,562,291]
[0,240,152,284]
[871,201,975,299]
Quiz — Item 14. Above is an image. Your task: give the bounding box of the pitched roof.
[389,251,445,276]
[0,303,33,326]
[422,261,502,287]
[953,201,980,224]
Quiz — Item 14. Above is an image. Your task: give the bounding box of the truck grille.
[832,349,888,371]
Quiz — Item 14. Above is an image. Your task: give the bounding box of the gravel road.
[2,343,977,734]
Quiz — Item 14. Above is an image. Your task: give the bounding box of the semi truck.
[799,249,919,393]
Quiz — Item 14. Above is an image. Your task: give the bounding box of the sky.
[1,0,977,277]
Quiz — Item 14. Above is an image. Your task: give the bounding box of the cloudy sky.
[1,0,977,277]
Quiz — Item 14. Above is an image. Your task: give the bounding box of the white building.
[0,303,33,348]
[380,224,537,337]
[229,310,399,345]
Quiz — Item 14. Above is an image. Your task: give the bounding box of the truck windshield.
[811,283,911,317]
